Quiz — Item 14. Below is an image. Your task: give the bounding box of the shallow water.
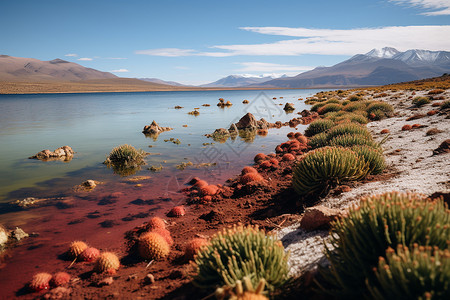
[0,88,325,298]
[0,89,322,204]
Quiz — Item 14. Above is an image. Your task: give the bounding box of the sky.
[1,0,450,85]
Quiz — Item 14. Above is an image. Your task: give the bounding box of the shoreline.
[0,77,448,299]
[0,80,374,95]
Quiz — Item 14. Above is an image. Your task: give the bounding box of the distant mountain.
[200,74,286,87]
[254,47,450,88]
[0,55,117,81]
[138,78,186,86]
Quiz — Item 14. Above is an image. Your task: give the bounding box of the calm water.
[0,89,321,203]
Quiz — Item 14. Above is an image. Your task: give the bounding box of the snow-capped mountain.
[393,49,450,65]
[366,47,400,59]
[253,47,450,88]
[200,74,286,87]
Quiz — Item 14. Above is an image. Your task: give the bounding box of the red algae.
[241,166,258,175]
[151,228,174,246]
[402,124,412,131]
[168,205,186,217]
[240,173,264,184]
[184,238,208,260]
[199,185,219,196]
[259,161,272,169]
[193,180,208,189]
[282,153,296,161]
[51,272,71,287]
[254,153,267,162]
[147,216,166,230]
[29,272,52,292]
[79,247,100,262]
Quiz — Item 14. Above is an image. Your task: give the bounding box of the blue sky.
[1,0,449,85]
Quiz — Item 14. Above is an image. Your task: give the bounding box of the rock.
[300,206,343,231]
[212,128,230,137]
[235,113,258,130]
[144,274,155,284]
[0,225,8,248]
[43,287,72,299]
[98,277,114,286]
[82,180,97,189]
[11,227,29,241]
[433,139,450,155]
[142,120,173,135]
[228,123,238,133]
[284,103,295,111]
[257,118,269,129]
[299,109,312,117]
[29,146,74,161]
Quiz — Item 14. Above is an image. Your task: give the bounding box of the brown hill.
[0,55,117,81]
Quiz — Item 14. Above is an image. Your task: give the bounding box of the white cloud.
[78,57,93,61]
[390,0,450,15]
[110,69,129,73]
[135,48,197,57]
[215,25,450,55]
[64,53,78,57]
[236,62,314,73]
[135,25,450,58]
[135,47,232,57]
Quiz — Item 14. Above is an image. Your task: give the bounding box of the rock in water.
[284,103,295,111]
[29,146,74,161]
[235,113,258,130]
[142,120,173,135]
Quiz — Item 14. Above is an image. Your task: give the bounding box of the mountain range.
[200,74,286,87]
[0,55,118,81]
[1,48,449,91]
[253,48,450,88]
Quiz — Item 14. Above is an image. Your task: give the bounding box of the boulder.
[300,206,343,231]
[433,139,450,155]
[228,123,238,133]
[11,227,29,241]
[299,109,312,117]
[142,120,173,135]
[284,103,295,111]
[235,113,258,130]
[29,146,74,161]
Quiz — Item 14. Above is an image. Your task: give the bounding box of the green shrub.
[307,132,329,149]
[366,102,394,119]
[104,144,147,176]
[326,98,341,104]
[192,225,290,293]
[368,245,450,300]
[320,192,450,298]
[326,123,372,140]
[412,96,431,107]
[292,146,369,196]
[441,100,450,110]
[304,119,335,137]
[352,145,385,174]
[343,102,367,112]
[335,113,369,125]
[329,133,379,149]
[318,103,342,115]
[311,102,326,112]
[348,95,361,102]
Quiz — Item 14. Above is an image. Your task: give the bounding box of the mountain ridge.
[252,47,450,88]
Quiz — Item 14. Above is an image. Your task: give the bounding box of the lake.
[0,89,322,204]
[0,88,328,297]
